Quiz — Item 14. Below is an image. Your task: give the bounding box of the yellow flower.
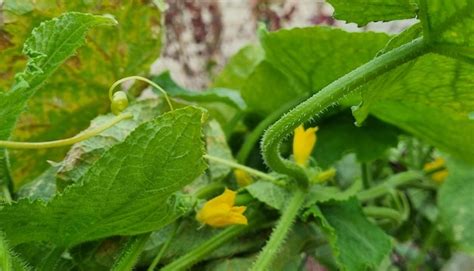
[293,125,318,167]
[234,169,253,187]
[196,188,248,228]
[423,157,448,183]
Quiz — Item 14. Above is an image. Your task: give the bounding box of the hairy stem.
[236,97,307,164]
[0,113,132,149]
[261,38,428,187]
[111,233,151,271]
[251,188,305,271]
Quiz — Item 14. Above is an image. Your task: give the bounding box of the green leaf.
[205,120,234,181]
[313,113,400,168]
[0,11,115,189]
[354,52,474,163]
[204,256,255,271]
[326,0,418,26]
[422,0,474,61]
[246,181,290,211]
[246,179,361,212]
[0,13,116,187]
[242,27,390,114]
[16,166,58,202]
[152,72,246,110]
[3,2,163,186]
[306,199,392,271]
[56,99,166,187]
[438,158,474,253]
[242,61,302,115]
[212,44,264,90]
[0,107,206,247]
[0,232,30,271]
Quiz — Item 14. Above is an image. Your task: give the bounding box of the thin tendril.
[203,154,285,186]
[0,113,133,149]
[109,76,174,111]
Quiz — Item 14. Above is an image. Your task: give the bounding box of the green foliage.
[57,99,167,186]
[152,71,246,110]
[0,107,206,247]
[0,233,30,271]
[307,199,392,271]
[326,0,418,26]
[211,44,264,90]
[242,27,390,114]
[313,113,400,168]
[0,1,473,270]
[0,12,116,187]
[438,158,474,254]
[2,1,163,186]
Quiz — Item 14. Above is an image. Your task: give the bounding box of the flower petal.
[293,125,318,166]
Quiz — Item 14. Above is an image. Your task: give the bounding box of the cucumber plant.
[0,0,473,270]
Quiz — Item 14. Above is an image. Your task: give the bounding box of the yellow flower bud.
[196,189,248,228]
[293,125,318,167]
[316,168,336,183]
[234,169,253,187]
[423,157,448,183]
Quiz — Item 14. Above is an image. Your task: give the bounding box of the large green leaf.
[211,44,264,90]
[353,7,474,163]
[354,53,474,163]
[56,99,167,187]
[306,199,392,271]
[313,113,400,168]
[438,158,474,254]
[242,27,390,114]
[2,1,163,186]
[0,107,206,247]
[0,12,116,190]
[423,0,474,61]
[326,0,418,26]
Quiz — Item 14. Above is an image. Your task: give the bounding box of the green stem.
[357,171,423,202]
[147,224,181,271]
[418,0,432,42]
[0,113,132,149]
[109,76,174,111]
[236,97,306,164]
[361,162,373,188]
[0,233,12,271]
[363,206,403,222]
[1,185,12,204]
[203,154,284,186]
[251,188,305,271]
[111,233,151,271]
[161,225,248,271]
[261,38,428,188]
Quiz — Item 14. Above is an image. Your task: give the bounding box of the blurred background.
[153,0,414,89]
